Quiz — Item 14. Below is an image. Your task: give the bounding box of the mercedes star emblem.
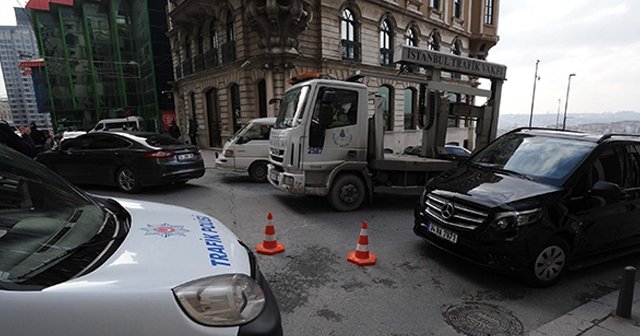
[441,202,455,220]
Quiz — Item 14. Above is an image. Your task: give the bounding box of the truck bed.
[369,154,458,172]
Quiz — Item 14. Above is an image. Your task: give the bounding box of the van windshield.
[470,133,596,186]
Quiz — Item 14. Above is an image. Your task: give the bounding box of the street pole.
[562,73,576,131]
[529,59,540,127]
[555,98,561,129]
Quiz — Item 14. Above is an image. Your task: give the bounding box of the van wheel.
[525,237,570,287]
[116,166,141,193]
[328,174,365,212]
[248,162,268,182]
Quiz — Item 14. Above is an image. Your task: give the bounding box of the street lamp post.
[555,98,561,129]
[562,73,576,131]
[529,59,540,127]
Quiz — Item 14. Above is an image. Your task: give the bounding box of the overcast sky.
[1,0,639,116]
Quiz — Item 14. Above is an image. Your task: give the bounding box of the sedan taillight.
[145,150,175,159]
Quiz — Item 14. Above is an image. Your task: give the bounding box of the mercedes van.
[215,117,275,182]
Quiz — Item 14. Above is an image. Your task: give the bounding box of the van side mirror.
[591,180,622,203]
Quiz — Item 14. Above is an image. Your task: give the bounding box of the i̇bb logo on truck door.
[332,129,352,147]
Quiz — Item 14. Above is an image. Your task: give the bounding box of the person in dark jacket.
[0,121,37,158]
[168,120,181,139]
[29,122,46,153]
[188,119,198,145]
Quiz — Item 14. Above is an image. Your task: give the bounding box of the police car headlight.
[173,274,265,326]
[491,208,542,230]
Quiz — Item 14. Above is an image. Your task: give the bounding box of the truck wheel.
[248,162,268,182]
[524,237,570,287]
[328,174,366,212]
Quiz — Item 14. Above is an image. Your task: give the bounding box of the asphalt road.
[84,151,640,336]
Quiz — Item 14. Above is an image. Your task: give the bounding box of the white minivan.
[90,116,144,132]
[215,117,275,182]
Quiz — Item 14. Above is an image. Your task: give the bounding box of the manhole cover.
[444,302,523,336]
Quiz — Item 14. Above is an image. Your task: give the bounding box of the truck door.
[305,86,363,169]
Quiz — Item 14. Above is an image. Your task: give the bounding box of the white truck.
[267,46,507,211]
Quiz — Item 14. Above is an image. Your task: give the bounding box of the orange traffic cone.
[256,212,285,255]
[347,221,377,266]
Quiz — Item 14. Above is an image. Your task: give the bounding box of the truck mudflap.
[267,164,328,195]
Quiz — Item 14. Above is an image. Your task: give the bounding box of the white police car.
[0,144,282,336]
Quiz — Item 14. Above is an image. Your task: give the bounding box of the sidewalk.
[530,282,640,336]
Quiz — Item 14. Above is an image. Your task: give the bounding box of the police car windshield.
[0,145,105,283]
[274,86,309,129]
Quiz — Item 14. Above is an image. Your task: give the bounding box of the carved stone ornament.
[246,0,313,54]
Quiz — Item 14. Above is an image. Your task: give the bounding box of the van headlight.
[492,208,542,230]
[173,274,265,326]
[223,149,234,157]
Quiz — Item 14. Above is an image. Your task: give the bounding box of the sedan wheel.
[117,167,140,193]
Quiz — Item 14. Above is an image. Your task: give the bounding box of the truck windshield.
[274,86,309,129]
[470,133,596,186]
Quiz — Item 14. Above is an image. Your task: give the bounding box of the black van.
[414,128,640,287]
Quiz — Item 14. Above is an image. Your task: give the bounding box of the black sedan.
[36,131,205,192]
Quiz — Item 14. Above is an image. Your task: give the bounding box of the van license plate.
[428,223,458,244]
[178,153,195,161]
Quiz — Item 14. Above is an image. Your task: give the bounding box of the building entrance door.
[206,88,222,148]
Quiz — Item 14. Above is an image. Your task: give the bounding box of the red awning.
[26,0,50,11]
[50,0,74,5]
[19,59,45,68]
[26,0,74,11]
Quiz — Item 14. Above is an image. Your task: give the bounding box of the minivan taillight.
[145,150,175,159]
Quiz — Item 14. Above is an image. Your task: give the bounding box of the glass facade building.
[27,0,172,131]
[0,8,51,129]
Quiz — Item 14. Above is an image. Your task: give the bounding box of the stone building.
[167,0,500,150]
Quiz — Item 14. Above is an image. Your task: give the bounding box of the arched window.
[406,27,417,47]
[429,30,440,51]
[184,35,192,59]
[340,8,359,61]
[485,0,494,25]
[190,92,197,120]
[223,10,236,63]
[379,19,393,66]
[404,87,416,130]
[451,38,462,79]
[207,20,219,67]
[210,21,218,49]
[454,0,463,19]
[257,79,267,118]
[378,85,394,131]
[226,10,235,42]
[229,83,241,132]
[183,35,193,75]
[196,28,204,55]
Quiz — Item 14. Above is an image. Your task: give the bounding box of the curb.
[529,282,640,336]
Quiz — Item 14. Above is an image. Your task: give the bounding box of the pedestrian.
[168,120,181,140]
[29,122,46,152]
[188,119,198,145]
[0,121,37,158]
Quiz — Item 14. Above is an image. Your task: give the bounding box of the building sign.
[394,46,507,80]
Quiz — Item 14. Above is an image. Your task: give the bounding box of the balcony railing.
[182,59,193,76]
[194,54,205,72]
[205,48,219,69]
[340,40,361,62]
[221,41,236,64]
